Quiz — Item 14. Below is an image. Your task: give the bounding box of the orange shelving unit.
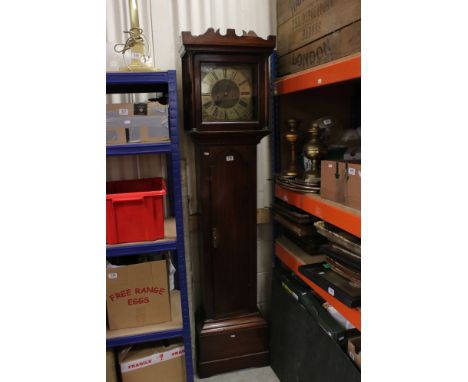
[274,53,361,96]
[275,184,361,238]
[273,54,362,333]
[275,241,361,331]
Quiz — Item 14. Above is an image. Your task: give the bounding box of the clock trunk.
[193,130,270,378]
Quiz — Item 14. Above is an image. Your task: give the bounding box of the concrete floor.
[194,366,280,382]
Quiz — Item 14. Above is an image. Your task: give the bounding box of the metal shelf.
[107,291,183,347]
[275,184,361,238]
[106,71,173,86]
[274,53,361,96]
[107,240,177,258]
[275,240,361,331]
[106,142,172,156]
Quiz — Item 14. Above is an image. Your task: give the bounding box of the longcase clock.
[181,28,276,378]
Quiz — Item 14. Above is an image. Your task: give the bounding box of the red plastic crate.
[106,177,166,244]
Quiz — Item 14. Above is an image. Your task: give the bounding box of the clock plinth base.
[196,311,269,378]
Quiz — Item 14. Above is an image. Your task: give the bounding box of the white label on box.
[108,273,118,279]
[203,152,210,156]
[328,163,333,168]
[124,120,131,125]
[348,168,356,176]
[118,108,129,116]
[226,155,234,162]
[328,287,335,296]
[121,346,184,373]
[283,195,289,202]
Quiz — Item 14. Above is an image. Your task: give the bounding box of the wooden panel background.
[278,20,360,77]
[277,0,361,57]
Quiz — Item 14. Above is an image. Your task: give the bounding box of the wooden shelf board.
[107,290,183,341]
[275,185,361,238]
[275,241,361,331]
[275,53,361,96]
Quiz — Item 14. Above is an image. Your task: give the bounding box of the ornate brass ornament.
[302,121,328,185]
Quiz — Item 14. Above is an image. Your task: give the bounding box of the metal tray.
[314,221,361,256]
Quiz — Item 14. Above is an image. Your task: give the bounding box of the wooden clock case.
[181,29,276,378]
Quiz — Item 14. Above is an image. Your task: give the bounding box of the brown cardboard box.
[347,336,361,369]
[106,127,127,145]
[106,260,171,330]
[119,343,186,382]
[107,103,134,117]
[321,160,361,210]
[321,160,346,205]
[344,162,361,210]
[147,101,168,116]
[107,350,118,382]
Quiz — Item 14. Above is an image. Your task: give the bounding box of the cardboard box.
[344,162,360,210]
[147,101,168,116]
[107,115,169,143]
[119,342,186,382]
[107,350,118,382]
[106,260,171,330]
[321,160,346,205]
[347,336,361,369]
[107,103,134,117]
[107,127,127,145]
[321,160,360,210]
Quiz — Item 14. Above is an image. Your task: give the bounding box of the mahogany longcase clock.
[181,29,276,378]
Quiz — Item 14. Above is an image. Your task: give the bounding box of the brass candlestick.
[302,122,327,184]
[282,118,300,178]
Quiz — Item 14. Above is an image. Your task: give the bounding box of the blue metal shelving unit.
[106,71,194,382]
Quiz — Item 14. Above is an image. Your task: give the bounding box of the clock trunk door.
[208,146,257,318]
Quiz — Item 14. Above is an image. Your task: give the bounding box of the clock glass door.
[200,63,257,122]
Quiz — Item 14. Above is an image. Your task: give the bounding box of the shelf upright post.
[167,70,194,382]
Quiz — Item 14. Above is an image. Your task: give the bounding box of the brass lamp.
[114,0,157,72]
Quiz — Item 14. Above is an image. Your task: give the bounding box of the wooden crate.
[278,21,360,77]
[277,0,361,75]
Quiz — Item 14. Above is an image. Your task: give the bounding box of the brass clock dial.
[201,64,255,122]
